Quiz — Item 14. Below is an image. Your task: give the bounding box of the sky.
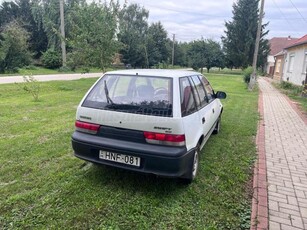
[117,0,307,42]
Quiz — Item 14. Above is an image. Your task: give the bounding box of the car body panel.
[72,69,225,179]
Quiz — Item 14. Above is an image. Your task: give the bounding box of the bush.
[15,75,40,101]
[280,81,303,94]
[24,65,37,70]
[0,21,31,73]
[58,66,71,72]
[42,49,62,69]
[243,66,253,84]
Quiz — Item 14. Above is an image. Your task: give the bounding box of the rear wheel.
[213,115,221,134]
[181,145,199,184]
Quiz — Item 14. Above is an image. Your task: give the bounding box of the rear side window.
[200,76,214,102]
[180,77,197,117]
[190,75,208,108]
[82,74,173,117]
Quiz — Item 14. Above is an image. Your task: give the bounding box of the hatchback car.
[72,69,226,182]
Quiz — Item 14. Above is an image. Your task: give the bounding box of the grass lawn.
[0,74,259,229]
[271,81,307,113]
[0,67,104,77]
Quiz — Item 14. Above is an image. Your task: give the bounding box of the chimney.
[287,35,291,40]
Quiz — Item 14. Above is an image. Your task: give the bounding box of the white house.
[283,35,307,86]
[266,37,298,76]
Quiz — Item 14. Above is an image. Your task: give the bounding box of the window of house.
[303,51,307,74]
[288,53,295,73]
[275,59,281,74]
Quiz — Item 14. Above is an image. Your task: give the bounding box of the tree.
[0,21,31,73]
[171,41,188,67]
[0,0,48,58]
[222,0,269,69]
[187,39,207,73]
[187,39,224,73]
[118,4,149,68]
[146,22,169,67]
[67,1,121,71]
[204,39,224,73]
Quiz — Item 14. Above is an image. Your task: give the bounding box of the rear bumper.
[71,131,195,178]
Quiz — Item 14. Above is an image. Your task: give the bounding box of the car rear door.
[189,75,213,140]
[201,76,221,126]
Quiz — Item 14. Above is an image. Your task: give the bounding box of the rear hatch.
[75,73,185,146]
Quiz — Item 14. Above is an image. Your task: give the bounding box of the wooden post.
[60,0,66,67]
[249,0,265,90]
[172,34,175,67]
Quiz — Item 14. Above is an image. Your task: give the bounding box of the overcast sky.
[118,0,307,42]
[0,0,306,42]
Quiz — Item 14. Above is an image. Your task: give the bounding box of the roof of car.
[104,69,200,78]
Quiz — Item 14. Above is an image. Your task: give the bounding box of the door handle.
[202,117,206,124]
[212,108,215,114]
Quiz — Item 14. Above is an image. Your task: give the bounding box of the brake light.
[144,131,185,146]
[75,120,100,134]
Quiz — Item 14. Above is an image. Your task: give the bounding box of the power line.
[271,0,294,28]
[287,0,307,24]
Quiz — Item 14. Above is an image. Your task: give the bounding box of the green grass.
[0,74,259,229]
[207,68,244,75]
[0,66,104,77]
[272,81,307,113]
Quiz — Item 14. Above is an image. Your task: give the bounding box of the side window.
[190,75,208,108]
[180,77,197,116]
[200,76,214,102]
[288,53,295,73]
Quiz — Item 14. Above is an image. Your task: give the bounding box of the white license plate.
[99,151,140,167]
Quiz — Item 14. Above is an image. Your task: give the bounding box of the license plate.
[99,151,140,167]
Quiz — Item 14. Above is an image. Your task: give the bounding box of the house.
[266,37,298,76]
[282,34,307,85]
[273,51,284,81]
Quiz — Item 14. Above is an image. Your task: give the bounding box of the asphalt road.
[0,72,104,84]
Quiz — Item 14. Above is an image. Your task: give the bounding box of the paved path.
[0,72,104,84]
[252,78,307,230]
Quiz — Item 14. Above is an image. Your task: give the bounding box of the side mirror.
[216,91,227,99]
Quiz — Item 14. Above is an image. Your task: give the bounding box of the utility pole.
[172,34,175,67]
[60,0,66,67]
[249,0,265,90]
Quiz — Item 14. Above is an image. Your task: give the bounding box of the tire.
[181,145,199,184]
[213,115,221,135]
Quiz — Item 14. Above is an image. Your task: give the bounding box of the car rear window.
[82,74,173,117]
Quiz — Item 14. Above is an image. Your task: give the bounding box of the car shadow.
[80,163,189,197]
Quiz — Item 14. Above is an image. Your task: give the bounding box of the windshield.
[82,74,173,117]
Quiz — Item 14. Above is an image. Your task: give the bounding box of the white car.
[72,69,226,182]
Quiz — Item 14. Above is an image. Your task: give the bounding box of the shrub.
[58,66,71,72]
[280,81,303,94]
[42,49,62,69]
[24,65,37,70]
[243,66,253,84]
[0,21,31,73]
[16,75,40,101]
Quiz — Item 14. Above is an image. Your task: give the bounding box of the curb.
[250,88,269,230]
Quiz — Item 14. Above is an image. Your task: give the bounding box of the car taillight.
[144,131,185,146]
[75,120,100,134]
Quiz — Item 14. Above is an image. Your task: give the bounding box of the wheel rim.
[192,151,199,178]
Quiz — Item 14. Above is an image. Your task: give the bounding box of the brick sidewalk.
[251,78,307,230]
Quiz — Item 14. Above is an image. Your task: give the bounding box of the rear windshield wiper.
[104,80,114,104]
